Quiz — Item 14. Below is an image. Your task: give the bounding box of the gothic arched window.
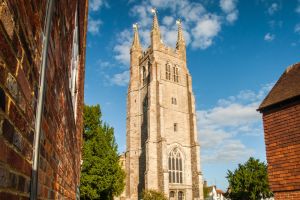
[166,64,171,80]
[173,66,179,82]
[168,148,183,184]
[178,191,184,200]
[142,66,146,84]
[169,191,175,198]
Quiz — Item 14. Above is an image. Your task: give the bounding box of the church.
[124,10,204,200]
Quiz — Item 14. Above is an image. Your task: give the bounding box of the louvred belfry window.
[173,66,179,82]
[166,64,171,80]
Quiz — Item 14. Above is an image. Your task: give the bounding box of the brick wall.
[262,102,300,198]
[0,0,88,199]
[274,190,300,200]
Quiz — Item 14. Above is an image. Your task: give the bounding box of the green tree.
[142,190,168,200]
[80,105,125,200]
[203,186,210,199]
[226,157,273,200]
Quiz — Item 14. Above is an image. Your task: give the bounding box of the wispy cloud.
[88,0,109,35]
[268,3,279,15]
[88,18,102,35]
[295,23,300,34]
[97,59,115,69]
[198,84,273,163]
[296,0,300,14]
[110,70,130,86]
[264,33,275,42]
[268,20,283,29]
[113,30,132,65]
[89,0,108,12]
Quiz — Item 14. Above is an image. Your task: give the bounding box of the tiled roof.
[258,63,300,111]
[216,189,224,194]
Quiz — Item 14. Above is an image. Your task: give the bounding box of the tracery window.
[166,64,171,80]
[168,148,183,184]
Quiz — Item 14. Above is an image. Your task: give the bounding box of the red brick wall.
[0,0,88,199]
[262,102,300,196]
[274,190,300,200]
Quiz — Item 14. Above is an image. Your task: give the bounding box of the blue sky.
[84,0,300,190]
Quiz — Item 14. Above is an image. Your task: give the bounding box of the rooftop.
[258,62,300,111]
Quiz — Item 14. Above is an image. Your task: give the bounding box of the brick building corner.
[0,0,88,199]
[258,63,300,200]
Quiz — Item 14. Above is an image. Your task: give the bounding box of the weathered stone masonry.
[0,0,88,199]
[124,11,204,200]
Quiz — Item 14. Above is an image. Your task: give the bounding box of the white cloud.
[113,0,239,65]
[179,2,206,22]
[113,30,132,65]
[161,26,178,48]
[162,16,174,26]
[226,10,238,23]
[296,6,300,14]
[220,0,239,24]
[89,0,108,12]
[88,18,102,35]
[264,33,275,42]
[110,71,130,86]
[268,3,279,15]
[220,0,237,13]
[199,103,260,128]
[130,4,153,27]
[295,23,300,34]
[202,140,254,163]
[97,59,114,69]
[198,84,273,163]
[191,14,221,49]
[149,0,187,11]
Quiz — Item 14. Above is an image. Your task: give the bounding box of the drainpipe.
[30,0,55,199]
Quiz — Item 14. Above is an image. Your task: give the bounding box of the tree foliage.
[226,157,273,200]
[203,186,210,198]
[80,105,125,200]
[142,190,168,200]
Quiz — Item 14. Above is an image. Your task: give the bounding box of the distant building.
[205,186,226,200]
[0,0,88,199]
[258,63,300,200]
[124,10,204,200]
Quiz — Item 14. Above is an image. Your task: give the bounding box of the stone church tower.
[125,10,204,200]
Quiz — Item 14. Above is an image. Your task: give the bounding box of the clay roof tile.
[258,62,300,111]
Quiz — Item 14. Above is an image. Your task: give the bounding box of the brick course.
[274,190,300,200]
[0,0,88,199]
[262,103,300,193]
